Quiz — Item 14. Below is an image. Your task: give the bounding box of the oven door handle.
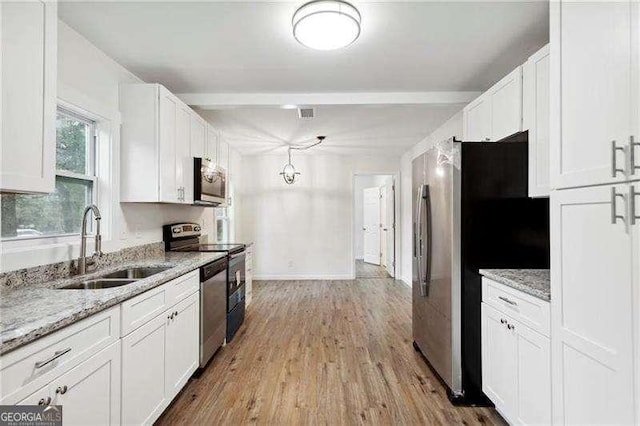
[230,252,245,260]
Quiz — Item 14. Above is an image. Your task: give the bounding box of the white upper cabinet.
[523,44,551,197]
[190,113,206,159]
[490,67,523,141]
[551,0,638,189]
[463,96,492,141]
[551,184,636,424]
[206,124,218,163]
[1,1,57,194]
[463,66,522,142]
[120,84,201,204]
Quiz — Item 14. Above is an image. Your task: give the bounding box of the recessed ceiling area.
[58,1,549,94]
[198,104,463,156]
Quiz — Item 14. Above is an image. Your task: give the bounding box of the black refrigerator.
[412,133,549,405]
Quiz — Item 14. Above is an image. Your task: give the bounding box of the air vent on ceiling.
[298,107,315,119]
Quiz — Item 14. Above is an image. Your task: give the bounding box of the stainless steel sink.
[57,266,172,289]
[100,266,172,279]
[59,279,137,290]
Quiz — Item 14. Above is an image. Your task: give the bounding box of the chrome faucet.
[78,204,103,275]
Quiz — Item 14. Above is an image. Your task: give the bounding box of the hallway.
[355,259,392,279]
[157,278,503,425]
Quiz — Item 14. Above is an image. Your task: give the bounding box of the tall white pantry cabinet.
[550,1,640,424]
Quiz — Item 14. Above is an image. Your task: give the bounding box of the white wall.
[353,175,393,260]
[1,22,224,272]
[238,153,400,279]
[399,110,463,286]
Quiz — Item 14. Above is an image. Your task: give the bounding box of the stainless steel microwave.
[194,157,226,206]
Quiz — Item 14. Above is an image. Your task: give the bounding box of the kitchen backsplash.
[0,242,165,291]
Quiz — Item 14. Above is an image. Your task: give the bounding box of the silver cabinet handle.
[168,313,174,320]
[611,187,626,224]
[507,323,515,331]
[174,311,178,317]
[38,397,52,406]
[55,385,68,395]
[631,185,639,225]
[500,318,507,324]
[498,296,518,306]
[630,135,639,175]
[35,347,71,369]
[611,140,626,177]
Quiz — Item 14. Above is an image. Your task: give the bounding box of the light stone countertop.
[0,251,226,355]
[479,269,550,301]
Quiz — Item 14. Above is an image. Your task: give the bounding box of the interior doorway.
[353,174,396,279]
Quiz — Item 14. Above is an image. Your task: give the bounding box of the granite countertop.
[479,269,550,301]
[0,251,226,355]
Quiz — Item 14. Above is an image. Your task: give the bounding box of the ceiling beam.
[176,91,480,109]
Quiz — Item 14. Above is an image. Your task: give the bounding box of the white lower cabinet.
[121,314,168,425]
[1,270,202,426]
[165,293,200,401]
[121,289,200,425]
[482,279,551,425]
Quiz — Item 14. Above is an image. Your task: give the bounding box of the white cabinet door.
[158,88,178,203]
[551,1,634,189]
[632,183,640,423]
[51,341,121,426]
[514,321,551,425]
[16,384,51,406]
[463,95,491,141]
[218,137,230,172]
[481,303,517,418]
[1,0,56,193]
[190,114,206,159]
[206,125,218,163]
[523,45,551,197]
[176,103,191,203]
[121,314,168,425]
[551,184,635,424]
[165,293,199,401]
[490,66,522,141]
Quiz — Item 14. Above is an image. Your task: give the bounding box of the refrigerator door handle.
[423,185,432,288]
[415,187,423,288]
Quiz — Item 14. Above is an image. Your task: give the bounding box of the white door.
[51,341,121,426]
[490,66,523,142]
[551,1,633,189]
[515,321,551,425]
[463,95,491,141]
[481,303,517,419]
[551,184,635,424]
[1,0,56,194]
[523,44,551,197]
[380,186,388,268]
[363,187,381,265]
[176,103,191,203]
[121,314,168,425]
[165,293,199,401]
[159,88,178,203]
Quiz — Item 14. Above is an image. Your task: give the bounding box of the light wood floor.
[156,278,504,425]
[355,260,391,278]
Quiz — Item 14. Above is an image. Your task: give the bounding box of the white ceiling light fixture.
[292,0,361,51]
[280,136,326,184]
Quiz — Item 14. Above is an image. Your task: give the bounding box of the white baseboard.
[253,274,353,281]
[400,277,411,287]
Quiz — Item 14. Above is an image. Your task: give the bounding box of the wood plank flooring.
[355,260,391,278]
[156,278,504,425]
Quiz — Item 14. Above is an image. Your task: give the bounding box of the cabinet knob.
[507,324,515,331]
[55,385,68,395]
[38,397,52,406]
[500,319,507,324]
[174,311,179,317]
[168,313,174,320]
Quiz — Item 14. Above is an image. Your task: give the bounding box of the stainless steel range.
[163,223,247,348]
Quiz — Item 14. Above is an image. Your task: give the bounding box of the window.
[1,108,97,240]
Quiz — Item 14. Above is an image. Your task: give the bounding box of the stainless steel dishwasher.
[200,257,227,368]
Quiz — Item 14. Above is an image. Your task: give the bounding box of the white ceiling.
[58,1,549,94]
[198,104,462,155]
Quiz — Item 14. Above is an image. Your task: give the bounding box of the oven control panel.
[168,223,201,239]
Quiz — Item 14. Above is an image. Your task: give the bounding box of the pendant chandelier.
[280,136,325,184]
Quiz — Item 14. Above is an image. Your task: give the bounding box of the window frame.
[1,106,99,242]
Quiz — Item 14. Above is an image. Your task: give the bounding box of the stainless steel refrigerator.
[412,135,549,405]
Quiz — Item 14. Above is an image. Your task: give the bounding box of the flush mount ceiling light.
[280,136,326,184]
[292,0,361,50]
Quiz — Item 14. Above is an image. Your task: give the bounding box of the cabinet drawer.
[0,306,120,404]
[165,270,199,307]
[482,278,550,337]
[121,283,170,337]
